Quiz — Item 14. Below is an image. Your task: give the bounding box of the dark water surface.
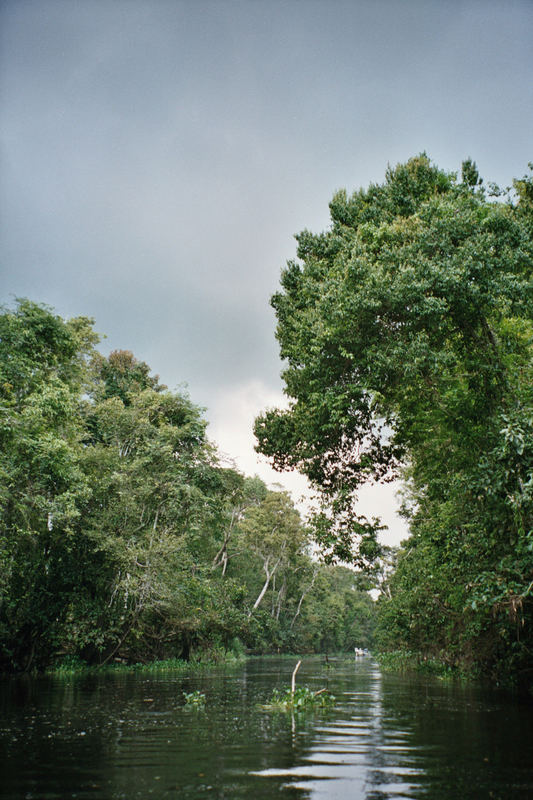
[1,656,532,799]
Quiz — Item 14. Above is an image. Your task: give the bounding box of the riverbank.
[45,649,247,677]
[376,650,463,679]
[376,649,533,698]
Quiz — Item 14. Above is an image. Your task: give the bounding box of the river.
[1,656,532,799]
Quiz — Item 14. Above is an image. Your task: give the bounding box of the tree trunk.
[275,577,287,620]
[212,509,238,574]
[249,556,281,615]
[290,568,318,630]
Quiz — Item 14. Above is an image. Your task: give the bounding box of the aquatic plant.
[262,659,335,710]
[46,654,245,677]
[265,685,335,710]
[183,690,206,707]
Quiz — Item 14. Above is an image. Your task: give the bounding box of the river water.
[1,656,532,799]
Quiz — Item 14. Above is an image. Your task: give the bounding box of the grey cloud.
[1,1,532,520]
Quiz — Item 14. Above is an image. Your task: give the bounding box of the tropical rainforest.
[255,155,533,690]
[2,155,531,691]
[0,299,374,672]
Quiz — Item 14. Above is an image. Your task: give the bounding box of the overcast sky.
[1,0,532,544]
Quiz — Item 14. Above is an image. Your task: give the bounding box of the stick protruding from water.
[291,660,302,699]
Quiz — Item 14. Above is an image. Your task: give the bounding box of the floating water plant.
[266,685,336,710]
[183,690,206,707]
[263,660,335,711]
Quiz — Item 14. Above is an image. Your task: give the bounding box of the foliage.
[183,690,206,707]
[0,299,375,672]
[264,685,335,711]
[375,650,460,678]
[236,489,310,614]
[255,156,533,686]
[47,656,241,677]
[292,566,376,653]
[0,300,98,670]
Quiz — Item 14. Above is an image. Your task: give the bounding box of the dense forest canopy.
[255,155,533,686]
[2,155,531,687]
[0,299,374,672]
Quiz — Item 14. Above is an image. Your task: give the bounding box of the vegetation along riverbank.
[1,155,532,693]
[254,156,533,694]
[0,299,374,673]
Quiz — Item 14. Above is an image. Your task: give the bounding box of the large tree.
[255,156,533,680]
[0,305,245,669]
[0,301,98,669]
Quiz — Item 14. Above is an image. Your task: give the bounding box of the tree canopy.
[255,156,533,685]
[0,299,374,671]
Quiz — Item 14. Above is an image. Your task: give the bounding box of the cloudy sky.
[1,0,532,544]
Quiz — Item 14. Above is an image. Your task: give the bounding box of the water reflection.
[253,660,533,799]
[253,664,426,798]
[0,657,532,799]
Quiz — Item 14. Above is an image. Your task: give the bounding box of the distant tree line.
[0,299,374,672]
[255,156,533,689]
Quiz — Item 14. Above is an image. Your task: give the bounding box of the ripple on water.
[1,657,533,800]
